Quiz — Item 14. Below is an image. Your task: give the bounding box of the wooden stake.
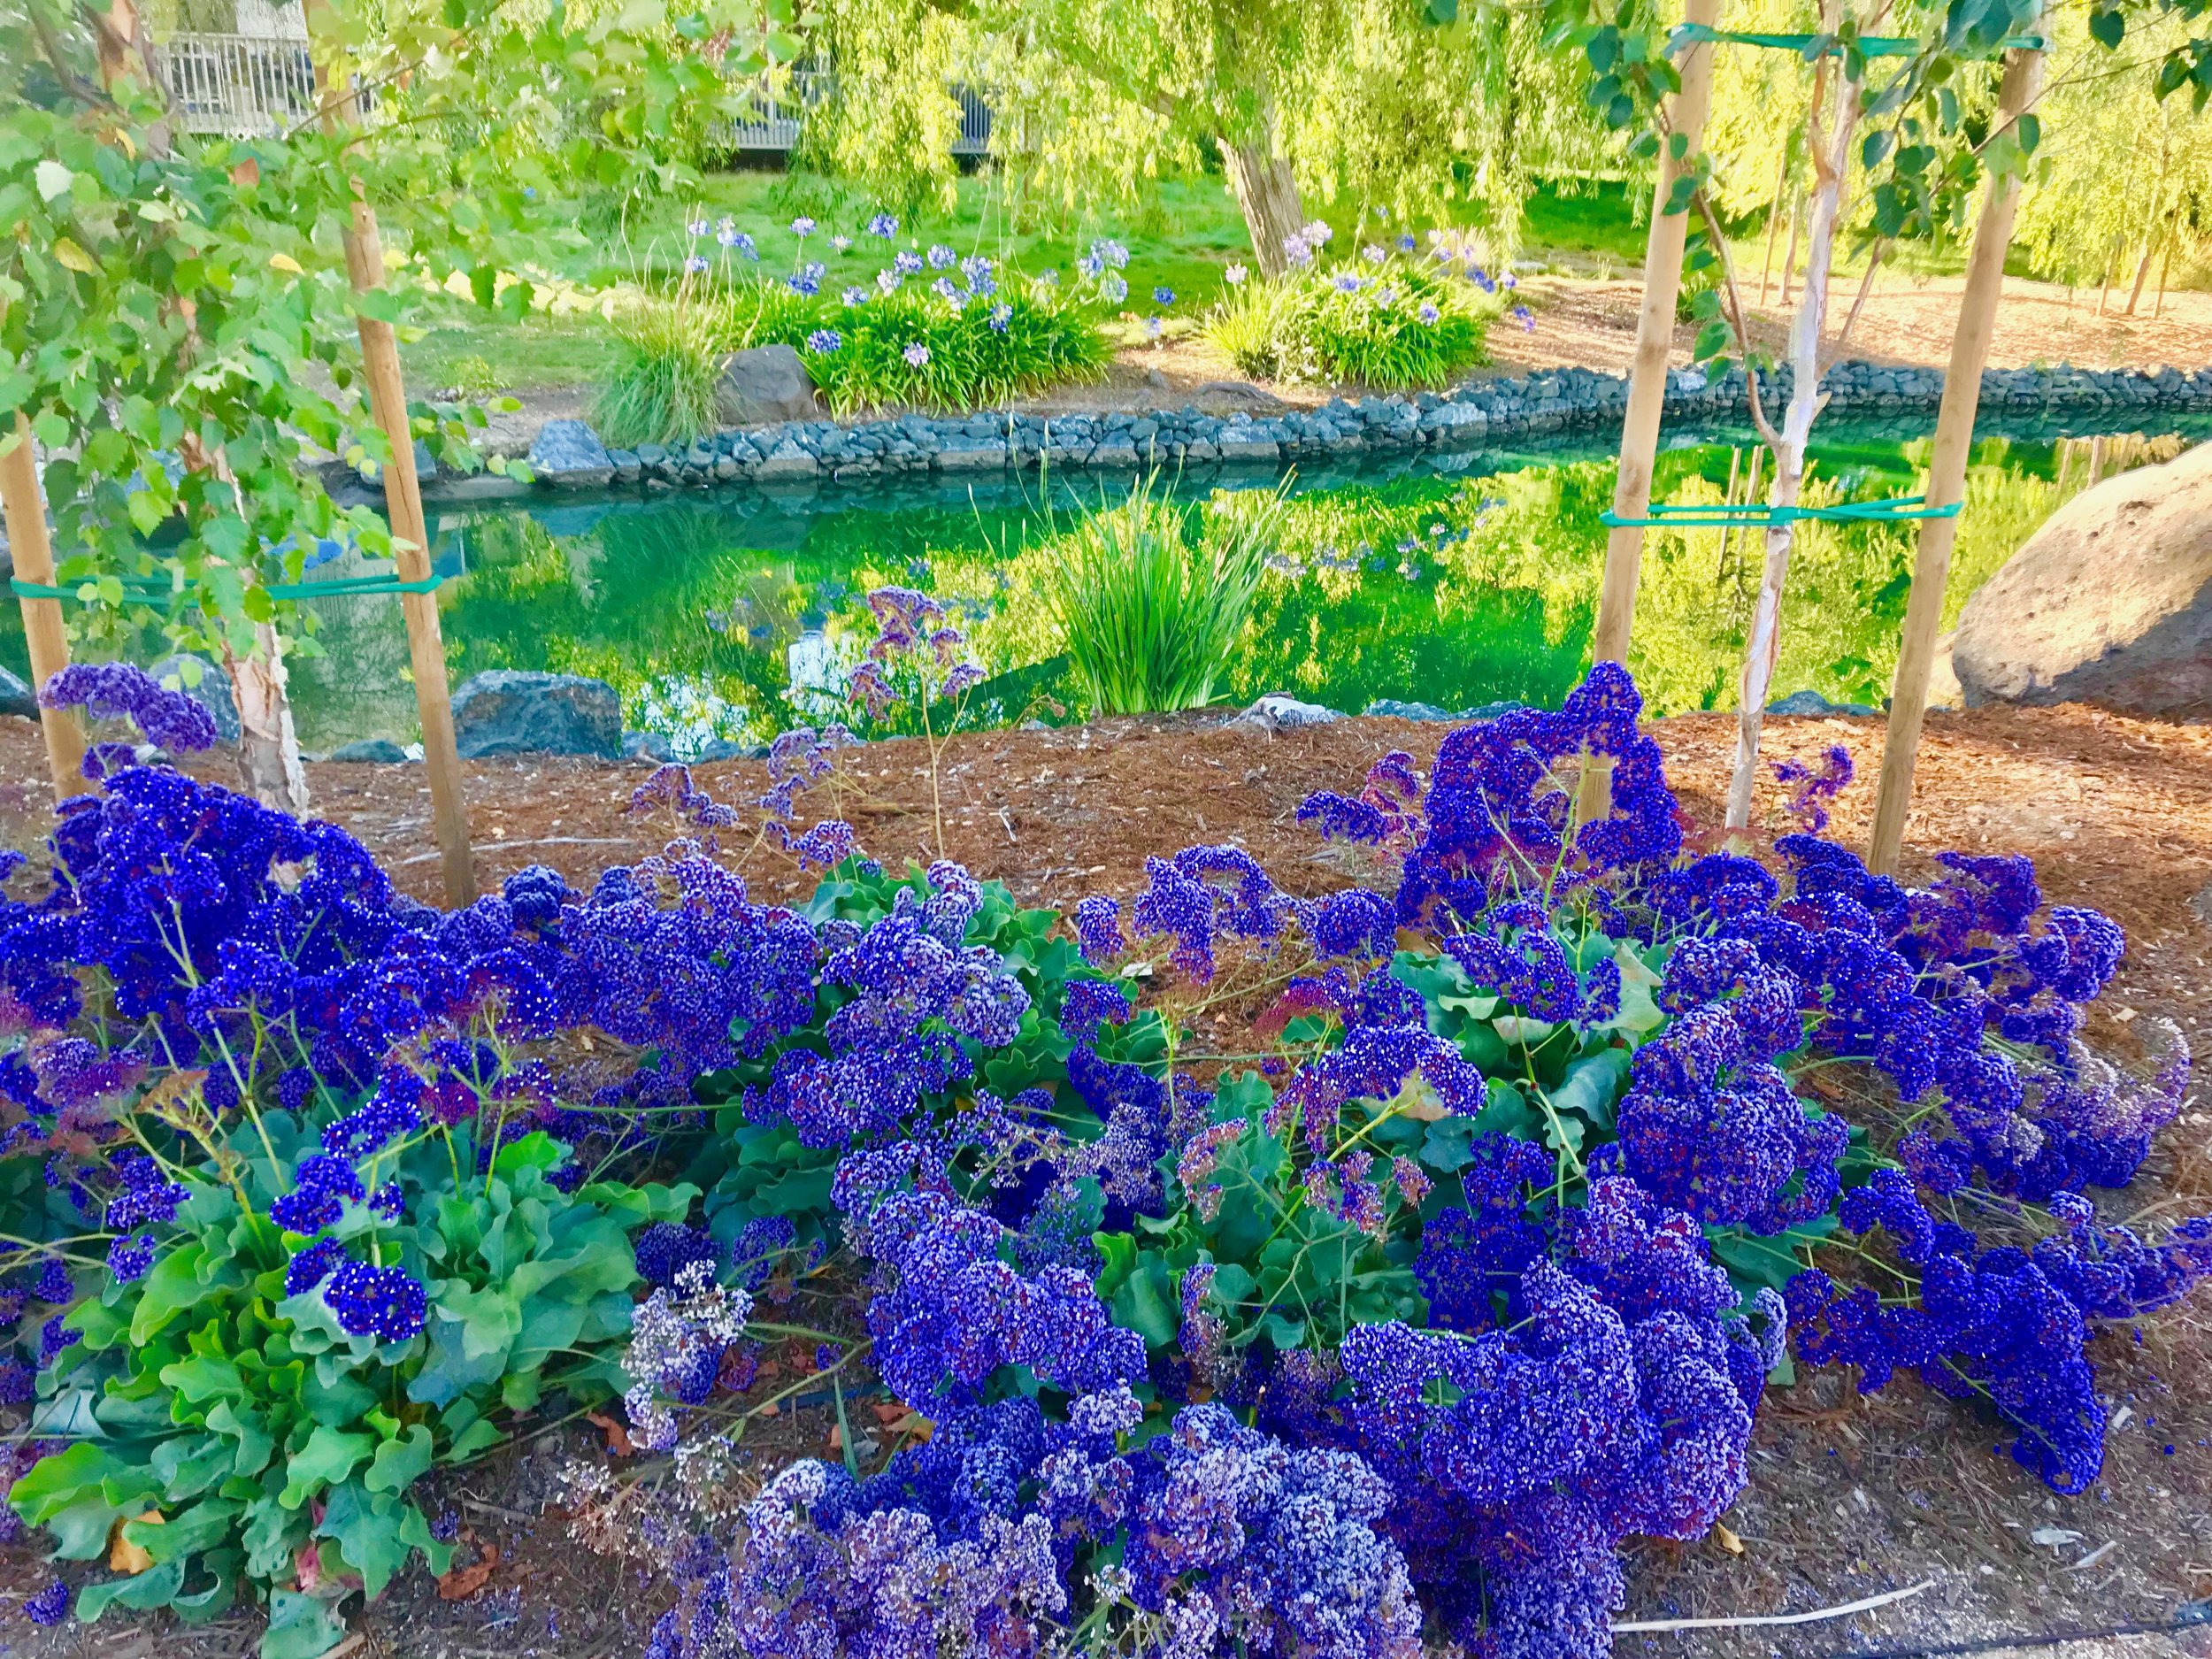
[1865,26,2047,875]
[1,416,89,799]
[1576,0,1724,823]
[308,5,476,905]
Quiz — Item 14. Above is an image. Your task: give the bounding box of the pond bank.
[390,358,2212,504]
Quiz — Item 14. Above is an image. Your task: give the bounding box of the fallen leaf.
[757,1400,779,1417]
[869,1402,908,1428]
[436,1534,500,1601]
[108,1509,163,1573]
[1712,1523,1744,1556]
[587,1410,636,1457]
[827,1422,842,1451]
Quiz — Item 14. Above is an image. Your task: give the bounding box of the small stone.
[1232,693,1343,731]
[328,738,411,764]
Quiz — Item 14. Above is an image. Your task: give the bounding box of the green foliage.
[1038,474,1286,716]
[1202,258,1493,389]
[16,1115,685,1652]
[593,295,726,449]
[0,0,792,672]
[740,282,1110,416]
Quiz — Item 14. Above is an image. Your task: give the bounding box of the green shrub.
[1203,257,1494,389]
[592,295,725,449]
[735,281,1109,417]
[1039,474,1288,716]
[14,1103,686,1655]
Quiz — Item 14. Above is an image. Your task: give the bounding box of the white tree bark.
[1724,41,1865,833]
[227,624,310,815]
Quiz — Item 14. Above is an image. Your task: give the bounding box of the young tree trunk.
[1759,148,1789,305]
[1725,41,1864,833]
[1219,138,1307,279]
[227,627,310,815]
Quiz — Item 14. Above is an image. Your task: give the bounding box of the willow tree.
[2012,5,2212,305]
[803,0,1609,272]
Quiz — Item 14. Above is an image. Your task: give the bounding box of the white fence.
[151,35,996,153]
[154,34,328,136]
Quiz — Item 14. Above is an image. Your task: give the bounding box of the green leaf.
[131,1241,211,1345]
[77,1558,187,1622]
[317,1481,412,1599]
[1549,1048,1631,1131]
[437,1281,523,1361]
[34,159,73,202]
[259,1588,349,1659]
[278,1425,376,1510]
[10,1442,155,1559]
[1108,1251,1179,1348]
[365,1425,434,1495]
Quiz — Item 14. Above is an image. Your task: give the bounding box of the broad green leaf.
[77,1558,187,1622]
[278,1425,376,1510]
[259,1588,349,1659]
[317,1481,411,1599]
[365,1425,434,1495]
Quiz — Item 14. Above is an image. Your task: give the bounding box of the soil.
[3,701,2212,1658]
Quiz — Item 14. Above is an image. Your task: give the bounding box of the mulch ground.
[3,702,2211,1658]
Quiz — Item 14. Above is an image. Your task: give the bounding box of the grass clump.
[1041,474,1288,716]
[1205,255,1494,389]
[591,294,724,449]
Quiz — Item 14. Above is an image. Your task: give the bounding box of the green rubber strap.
[1601,495,1964,528]
[1670,22,2046,57]
[11,572,449,603]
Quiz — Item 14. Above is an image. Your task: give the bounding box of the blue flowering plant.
[631,663,2206,1659]
[1203,247,1495,389]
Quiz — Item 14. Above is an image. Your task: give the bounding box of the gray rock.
[623,730,676,763]
[1766,688,1878,717]
[0,665,34,719]
[755,436,820,483]
[936,435,1008,472]
[1089,442,1141,469]
[1233,693,1343,731]
[528,420,615,490]
[1214,437,1280,465]
[716,346,822,426]
[452,670,623,759]
[329,738,411,764]
[149,654,241,743]
[1955,440,2212,716]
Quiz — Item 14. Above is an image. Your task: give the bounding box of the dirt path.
[3,702,2209,1656]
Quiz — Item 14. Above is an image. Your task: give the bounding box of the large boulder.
[0,665,34,719]
[716,346,822,426]
[1955,442,2212,716]
[451,671,622,759]
[527,420,615,490]
[150,654,241,744]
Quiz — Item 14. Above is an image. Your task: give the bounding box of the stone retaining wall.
[517,361,2212,495]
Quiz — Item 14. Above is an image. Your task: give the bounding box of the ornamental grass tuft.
[1039,474,1288,716]
[591,294,724,449]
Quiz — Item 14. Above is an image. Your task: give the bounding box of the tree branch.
[1691,184,1785,453]
[1820,237,1889,372]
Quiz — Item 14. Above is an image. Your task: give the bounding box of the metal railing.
[152,35,995,154]
[154,34,334,136]
[718,68,995,154]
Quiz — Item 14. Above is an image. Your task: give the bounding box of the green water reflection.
[7,420,2204,755]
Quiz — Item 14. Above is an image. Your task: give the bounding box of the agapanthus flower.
[1225,263,1248,286]
[867,212,898,238]
[841,285,869,305]
[805,328,841,354]
[903,342,931,367]
[1417,302,1440,325]
[791,215,817,236]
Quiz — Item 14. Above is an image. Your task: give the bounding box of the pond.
[8,416,2207,756]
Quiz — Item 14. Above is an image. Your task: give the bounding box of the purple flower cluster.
[39,663,218,756]
[1344,1174,1772,1655]
[847,588,985,718]
[646,1390,1421,1659]
[1772,742,1854,833]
